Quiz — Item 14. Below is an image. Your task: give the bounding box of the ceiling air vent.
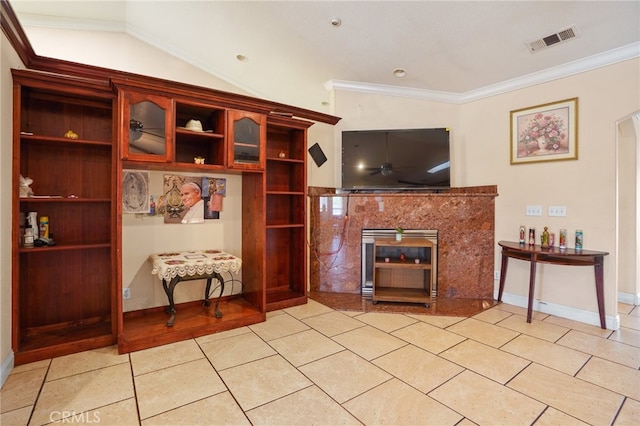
[526,25,580,53]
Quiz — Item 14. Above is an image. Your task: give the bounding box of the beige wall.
[2,25,639,379]
[1,32,26,383]
[324,59,640,328]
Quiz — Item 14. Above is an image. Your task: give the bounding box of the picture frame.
[510,97,578,165]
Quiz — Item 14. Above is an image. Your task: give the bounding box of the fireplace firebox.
[361,229,438,298]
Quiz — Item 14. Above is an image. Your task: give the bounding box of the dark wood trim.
[0,0,341,125]
[0,0,34,66]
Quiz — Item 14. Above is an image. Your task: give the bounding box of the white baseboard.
[1,351,14,388]
[617,291,640,306]
[497,291,620,330]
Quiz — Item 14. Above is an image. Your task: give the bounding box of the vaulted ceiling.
[10,1,640,112]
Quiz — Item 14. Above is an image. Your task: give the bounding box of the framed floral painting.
[510,97,578,164]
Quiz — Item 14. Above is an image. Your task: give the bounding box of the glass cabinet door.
[120,89,173,162]
[227,110,266,169]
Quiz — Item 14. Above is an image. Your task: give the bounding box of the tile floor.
[1,299,639,426]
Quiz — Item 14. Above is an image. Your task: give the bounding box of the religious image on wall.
[162,174,226,224]
[122,170,150,214]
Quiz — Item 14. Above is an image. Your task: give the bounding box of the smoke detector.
[526,25,580,53]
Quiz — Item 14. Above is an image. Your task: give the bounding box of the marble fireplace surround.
[308,185,498,299]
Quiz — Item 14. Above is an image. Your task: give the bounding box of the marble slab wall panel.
[309,186,498,298]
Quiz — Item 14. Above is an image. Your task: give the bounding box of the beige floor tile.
[618,302,635,315]
[619,313,640,331]
[31,363,134,425]
[249,312,309,341]
[508,363,624,425]
[373,344,464,393]
[0,405,32,426]
[542,315,612,338]
[353,312,418,332]
[440,339,530,384]
[558,329,640,368]
[0,367,47,413]
[134,358,226,420]
[341,310,364,317]
[497,314,569,342]
[344,378,463,426]
[332,325,407,360]
[534,407,589,425]
[629,306,640,317]
[5,359,49,375]
[247,385,361,426]
[576,357,640,400]
[472,306,514,324]
[284,298,335,319]
[299,350,391,404]
[47,345,130,381]
[199,331,276,370]
[446,317,520,348]
[85,398,139,426]
[269,329,345,366]
[614,397,640,426]
[130,339,203,376]
[429,370,545,425]
[142,392,250,426]
[392,321,466,354]
[501,334,590,375]
[494,303,549,321]
[407,314,465,328]
[608,326,640,347]
[301,310,365,337]
[194,325,252,345]
[219,355,312,411]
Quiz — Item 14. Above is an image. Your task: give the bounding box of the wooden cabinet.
[119,89,173,163]
[264,116,312,310]
[227,110,266,170]
[11,67,339,362]
[11,70,117,364]
[372,238,435,307]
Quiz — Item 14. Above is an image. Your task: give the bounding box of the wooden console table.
[497,241,608,329]
[149,250,242,327]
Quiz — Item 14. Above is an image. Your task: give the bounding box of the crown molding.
[328,42,640,104]
[15,12,126,33]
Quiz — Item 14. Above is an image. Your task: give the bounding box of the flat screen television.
[341,128,451,192]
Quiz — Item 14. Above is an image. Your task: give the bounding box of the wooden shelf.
[372,237,435,307]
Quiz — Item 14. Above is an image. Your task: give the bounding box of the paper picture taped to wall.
[122,170,150,213]
[202,177,226,220]
[308,142,327,167]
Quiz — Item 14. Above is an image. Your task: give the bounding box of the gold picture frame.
[510,97,578,165]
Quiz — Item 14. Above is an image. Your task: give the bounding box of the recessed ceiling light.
[329,17,342,27]
[236,54,248,62]
[393,68,406,77]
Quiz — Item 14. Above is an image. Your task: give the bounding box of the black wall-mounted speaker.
[308,143,328,167]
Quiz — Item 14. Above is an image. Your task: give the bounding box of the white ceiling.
[10,0,640,112]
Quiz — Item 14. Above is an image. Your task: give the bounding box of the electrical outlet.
[123,288,131,300]
[548,205,567,217]
[525,205,543,216]
[494,270,500,280]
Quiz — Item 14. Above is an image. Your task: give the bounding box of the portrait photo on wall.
[162,174,226,224]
